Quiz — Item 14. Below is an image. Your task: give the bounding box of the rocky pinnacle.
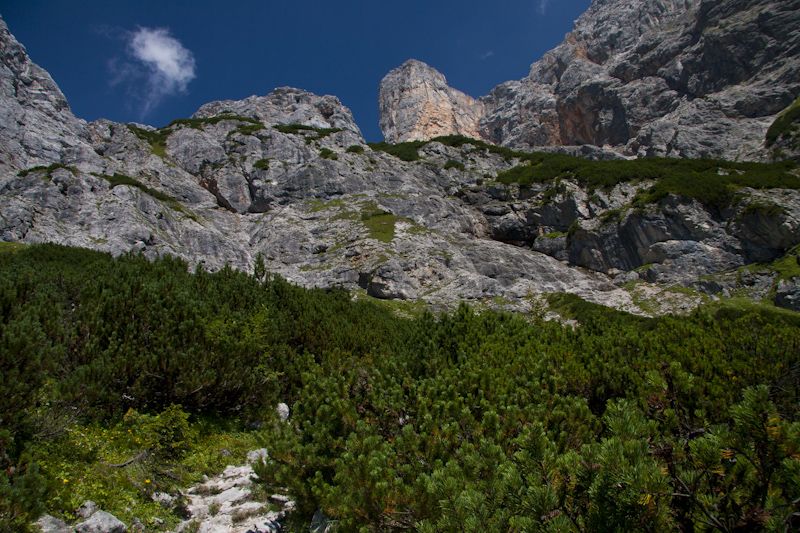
[379,0,800,161]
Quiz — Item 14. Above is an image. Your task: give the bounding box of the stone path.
[175,449,293,533]
[35,449,294,533]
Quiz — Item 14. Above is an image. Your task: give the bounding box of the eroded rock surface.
[379,59,485,144]
[1,12,799,316]
[381,0,800,161]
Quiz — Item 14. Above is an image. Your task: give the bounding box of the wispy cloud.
[109,26,196,119]
[537,0,551,15]
[480,50,494,60]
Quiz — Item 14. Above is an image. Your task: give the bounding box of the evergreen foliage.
[1,243,799,531]
[766,95,800,148]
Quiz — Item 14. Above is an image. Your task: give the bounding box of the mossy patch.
[17,163,78,179]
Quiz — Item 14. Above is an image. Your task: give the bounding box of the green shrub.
[766,95,800,147]
[169,114,260,130]
[17,163,77,179]
[443,159,465,171]
[496,154,799,208]
[99,174,181,205]
[128,125,172,157]
[274,124,342,143]
[231,123,265,137]
[366,141,426,161]
[4,243,800,532]
[253,159,270,171]
[346,145,365,153]
[319,148,338,160]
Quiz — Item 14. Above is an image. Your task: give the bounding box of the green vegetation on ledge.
[766,95,800,149]
[497,154,799,208]
[273,123,342,143]
[17,163,78,179]
[2,244,799,532]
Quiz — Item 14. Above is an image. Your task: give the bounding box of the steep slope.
[1,13,799,316]
[0,16,636,313]
[379,59,485,144]
[380,0,800,161]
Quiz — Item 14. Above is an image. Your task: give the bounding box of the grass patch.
[100,174,180,205]
[128,125,172,158]
[17,163,78,179]
[28,407,264,529]
[169,114,260,130]
[273,124,342,143]
[254,159,270,171]
[496,154,799,209]
[360,205,398,243]
[98,173,198,222]
[319,148,338,160]
[766,95,800,148]
[230,123,266,137]
[367,141,426,161]
[546,292,655,330]
[0,242,27,254]
[346,145,365,154]
[444,159,466,171]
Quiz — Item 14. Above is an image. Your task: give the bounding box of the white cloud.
[124,27,196,117]
[480,50,494,60]
[537,0,551,15]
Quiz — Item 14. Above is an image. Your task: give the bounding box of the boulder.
[74,511,127,533]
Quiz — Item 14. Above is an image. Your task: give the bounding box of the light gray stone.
[378,0,800,162]
[276,403,289,422]
[77,501,98,519]
[74,511,127,533]
[34,514,72,533]
[247,448,269,464]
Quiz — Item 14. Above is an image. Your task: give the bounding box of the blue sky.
[2,0,590,142]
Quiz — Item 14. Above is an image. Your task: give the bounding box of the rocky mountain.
[380,0,800,161]
[1,4,800,317]
[379,59,485,144]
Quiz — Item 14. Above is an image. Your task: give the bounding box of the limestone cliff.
[379,59,485,144]
[1,13,799,316]
[380,0,800,161]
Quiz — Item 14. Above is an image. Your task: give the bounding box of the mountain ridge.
[1,2,800,316]
[379,0,800,161]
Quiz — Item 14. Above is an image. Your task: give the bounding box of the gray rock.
[774,278,800,312]
[247,448,269,464]
[151,492,176,509]
[74,511,127,533]
[77,501,99,519]
[34,514,72,533]
[276,403,289,421]
[1,10,799,319]
[379,0,800,162]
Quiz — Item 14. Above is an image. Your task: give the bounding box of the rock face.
[1,13,799,317]
[379,59,485,144]
[380,0,800,161]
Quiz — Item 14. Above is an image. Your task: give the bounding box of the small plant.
[444,159,466,171]
[346,145,365,153]
[17,163,77,178]
[231,123,265,136]
[320,148,338,160]
[253,159,270,171]
[766,95,800,147]
[232,505,266,524]
[208,502,220,516]
[128,125,172,157]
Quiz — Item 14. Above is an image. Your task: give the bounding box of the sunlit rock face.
[2,7,800,316]
[379,59,486,144]
[380,0,800,162]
